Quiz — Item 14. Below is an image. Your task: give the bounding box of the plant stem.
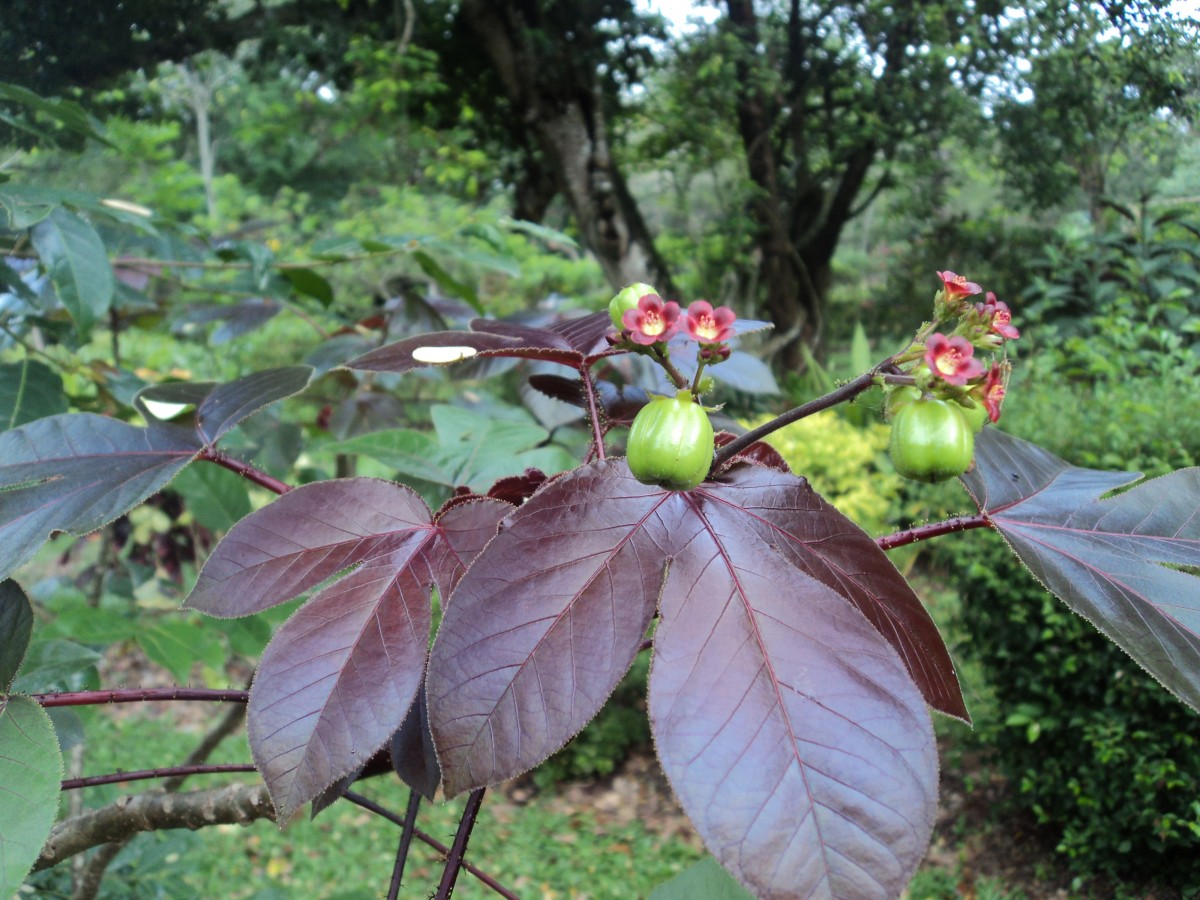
[713,362,891,468]
[33,688,249,708]
[61,764,258,791]
[579,366,607,461]
[652,344,689,390]
[875,513,992,551]
[386,791,423,900]
[436,788,487,900]
[199,448,292,494]
[343,791,518,900]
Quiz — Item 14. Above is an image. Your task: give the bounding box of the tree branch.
[34,783,274,872]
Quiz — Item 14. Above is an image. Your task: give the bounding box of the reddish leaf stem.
[34,688,249,708]
[579,366,607,461]
[199,448,293,494]
[61,764,258,791]
[435,787,487,900]
[876,514,993,551]
[343,791,518,900]
[713,363,891,468]
[387,790,424,900]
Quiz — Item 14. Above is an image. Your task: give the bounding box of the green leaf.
[0,696,63,899]
[0,81,110,147]
[412,250,484,315]
[0,259,37,302]
[10,640,101,694]
[326,429,449,485]
[280,267,334,307]
[0,581,33,692]
[499,216,581,251]
[30,206,115,339]
[649,858,753,900]
[172,464,252,532]
[460,222,508,253]
[430,405,561,489]
[137,618,226,684]
[0,360,69,431]
[0,184,62,230]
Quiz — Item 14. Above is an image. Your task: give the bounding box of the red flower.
[976,293,1020,340]
[924,333,984,386]
[937,270,982,299]
[980,363,1006,423]
[684,300,736,344]
[622,294,681,345]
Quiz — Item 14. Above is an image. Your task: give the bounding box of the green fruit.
[956,397,989,433]
[889,398,974,483]
[883,385,923,421]
[626,389,714,490]
[609,282,658,330]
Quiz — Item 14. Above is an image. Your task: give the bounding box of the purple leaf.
[247,554,433,820]
[344,311,619,375]
[427,463,671,796]
[710,464,968,721]
[185,479,433,618]
[651,544,937,899]
[0,581,33,692]
[0,414,199,582]
[428,461,941,897]
[135,366,313,445]
[390,684,440,800]
[963,428,1200,713]
[185,480,508,818]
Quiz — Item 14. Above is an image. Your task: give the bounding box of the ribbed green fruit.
[626,390,714,490]
[888,398,974,483]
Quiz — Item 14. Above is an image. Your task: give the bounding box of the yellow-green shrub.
[742,410,902,538]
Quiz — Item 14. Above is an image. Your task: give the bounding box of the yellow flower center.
[695,314,719,341]
[936,349,962,375]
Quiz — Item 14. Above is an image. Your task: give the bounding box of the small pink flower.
[684,300,736,344]
[937,270,983,299]
[622,294,680,345]
[975,292,1020,340]
[925,333,984,386]
[980,363,1006,423]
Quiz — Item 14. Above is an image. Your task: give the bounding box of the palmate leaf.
[427,461,941,898]
[0,368,312,583]
[963,428,1200,713]
[184,479,509,819]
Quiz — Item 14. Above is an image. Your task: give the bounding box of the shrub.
[937,375,1200,889]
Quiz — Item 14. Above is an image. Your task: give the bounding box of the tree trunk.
[724,0,879,371]
[459,0,676,296]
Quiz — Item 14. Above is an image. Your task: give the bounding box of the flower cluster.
[889,270,1020,425]
[608,285,737,399]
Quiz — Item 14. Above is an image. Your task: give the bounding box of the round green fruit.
[883,385,923,421]
[626,390,714,490]
[888,398,974,483]
[956,397,989,433]
[609,282,658,330]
